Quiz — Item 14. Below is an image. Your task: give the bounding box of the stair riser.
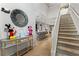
[59,29,76,31]
[56,48,78,56]
[60,27,76,29]
[60,25,75,27]
[60,23,74,25]
[60,26,75,27]
[57,43,79,55]
[60,22,73,23]
[60,22,73,25]
[60,20,73,22]
[59,31,77,33]
[59,28,76,30]
[60,24,74,26]
[57,43,79,50]
[56,49,69,56]
[60,21,74,23]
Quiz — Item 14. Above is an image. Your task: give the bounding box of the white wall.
[47,4,60,25]
[0,3,48,46]
[60,8,68,15]
[0,3,60,43]
[69,4,79,34]
[35,4,48,24]
[36,3,60,25]
[36,21,50,32]
[70,4,79,14]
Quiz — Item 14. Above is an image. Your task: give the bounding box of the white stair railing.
[51,8,61,56]
[69,5,79,34]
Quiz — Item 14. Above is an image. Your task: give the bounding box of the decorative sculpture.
[28,26,33,36]
[1,7,10,14]
[5,24,16,40]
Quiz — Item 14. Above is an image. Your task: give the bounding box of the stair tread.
[59,30,77,31]
[60,25,74,26]
[58,36,79,40]
[57,46,79,54]
[58,41,79,46]
[59,33,79,36]
[60,27,75,28]
[60,26,75,27]
[60,24,74,25]
[60,22,73,24]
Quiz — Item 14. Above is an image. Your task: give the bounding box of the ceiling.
[45,3,60,8]
[45,3,69,9]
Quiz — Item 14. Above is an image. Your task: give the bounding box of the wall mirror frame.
[10,9,28,27]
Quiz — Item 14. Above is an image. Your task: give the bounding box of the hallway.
[24,34,52,56]
[1,3,79,56]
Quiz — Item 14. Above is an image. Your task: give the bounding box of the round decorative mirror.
[10,9,28,27]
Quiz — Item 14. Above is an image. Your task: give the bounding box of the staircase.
[56,14,79,56]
